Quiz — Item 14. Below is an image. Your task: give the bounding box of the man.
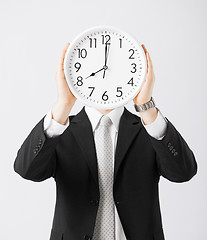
[14,43,198,240]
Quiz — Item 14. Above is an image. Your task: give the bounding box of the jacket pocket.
[50,228,63,240]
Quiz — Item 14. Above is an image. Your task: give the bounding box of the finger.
[141,46,149,74]
[57,42,70,72]
[141,44,149,60]
[59,42,70,59]
[141,44,147,55]
[141,44,149,71]
[60,42,70,62]
[147,52,153,74]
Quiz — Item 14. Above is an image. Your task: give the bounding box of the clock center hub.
[103,65,108,70]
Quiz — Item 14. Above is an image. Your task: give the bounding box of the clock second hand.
[85,67,107,79]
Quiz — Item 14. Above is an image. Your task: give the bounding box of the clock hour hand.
[85,67,105,79]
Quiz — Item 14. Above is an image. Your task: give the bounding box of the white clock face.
[64,26,147,109]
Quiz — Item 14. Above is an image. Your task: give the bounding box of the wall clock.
[64,25,147,109]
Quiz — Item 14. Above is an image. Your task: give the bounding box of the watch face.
[64,25,147,109]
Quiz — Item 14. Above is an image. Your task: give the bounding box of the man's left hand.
[133,44,155,106]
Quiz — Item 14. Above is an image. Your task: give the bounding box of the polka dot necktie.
[93,115,115,240]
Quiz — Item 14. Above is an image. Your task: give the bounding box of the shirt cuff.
[43,110,70,138]
[140,107,168,140]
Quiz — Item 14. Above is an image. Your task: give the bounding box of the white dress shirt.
[43,105,168,240]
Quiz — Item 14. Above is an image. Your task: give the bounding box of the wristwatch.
[134,97,156,112]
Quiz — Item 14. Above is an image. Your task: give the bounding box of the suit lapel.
[68,106,143,188]
[114,106,142,183]
[68,106,99,189]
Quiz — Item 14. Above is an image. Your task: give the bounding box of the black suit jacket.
[14,106,198,240]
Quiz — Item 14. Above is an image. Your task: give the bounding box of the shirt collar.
[84,105,125,133]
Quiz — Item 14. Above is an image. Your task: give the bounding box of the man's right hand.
[52,42,77,125]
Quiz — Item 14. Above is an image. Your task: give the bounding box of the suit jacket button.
[83,235,91,239]
[90,199,99,205]
[169,146,173,151]
[174,151,178,156]
[116,201,120,205]
[171,148,176,153]
[167,142,171,147]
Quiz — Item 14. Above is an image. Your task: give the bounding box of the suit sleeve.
[13,114,69,182]
[147,117,198,182]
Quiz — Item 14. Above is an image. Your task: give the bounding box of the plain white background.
[1,0,206,239]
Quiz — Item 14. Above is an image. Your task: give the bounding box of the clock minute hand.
[104,43,108,66]
[103,43,110,79]
[85,67,105,79]
[106,43,110,64]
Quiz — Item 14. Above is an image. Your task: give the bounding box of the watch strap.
[134,97,155,112]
